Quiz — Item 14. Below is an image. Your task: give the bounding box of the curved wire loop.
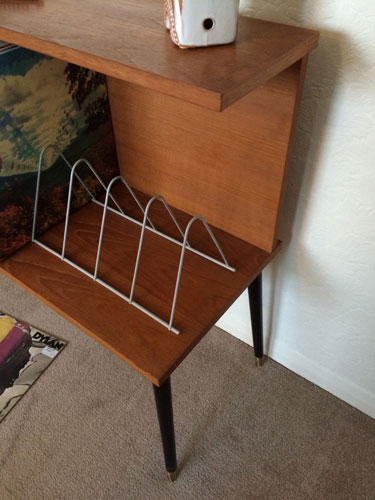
[129,194,188,304]
[32,145,124,243]
[168,216,230,330]
[32,144,96,241]
[61,159,125,259]
[94,175,157,279]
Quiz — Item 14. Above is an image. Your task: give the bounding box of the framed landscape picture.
[0,42,119,261]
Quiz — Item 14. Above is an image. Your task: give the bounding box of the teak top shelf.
[0,0,318,110]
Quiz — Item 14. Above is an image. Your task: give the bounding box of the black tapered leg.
[248,272,264,367]
[153,377,177,481]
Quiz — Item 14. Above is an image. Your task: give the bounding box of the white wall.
[217,0,375,418]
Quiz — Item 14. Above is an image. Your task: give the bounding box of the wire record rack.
[32,144,236,335]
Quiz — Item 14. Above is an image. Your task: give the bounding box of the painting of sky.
[0,47,104,176]
[0,44,118,261]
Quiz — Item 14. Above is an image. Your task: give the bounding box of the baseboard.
[216,313,375,419]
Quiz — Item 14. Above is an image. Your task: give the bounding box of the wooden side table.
[0,0,319,481]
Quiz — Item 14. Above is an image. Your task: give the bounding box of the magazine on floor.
[0,312,67,422]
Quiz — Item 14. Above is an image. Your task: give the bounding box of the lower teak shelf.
[0,182,279,386]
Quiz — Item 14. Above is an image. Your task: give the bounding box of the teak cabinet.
[0,0,319,480]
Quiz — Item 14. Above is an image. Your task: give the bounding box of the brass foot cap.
[168,471,178,482]
[255,356,264,368]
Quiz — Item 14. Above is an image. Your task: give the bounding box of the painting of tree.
[64,63,110,130]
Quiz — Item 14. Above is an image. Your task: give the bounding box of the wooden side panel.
[107,60,304,251]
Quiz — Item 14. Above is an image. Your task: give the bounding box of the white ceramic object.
[164,0,240,48]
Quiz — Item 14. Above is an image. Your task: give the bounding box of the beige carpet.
[0,273,374,500]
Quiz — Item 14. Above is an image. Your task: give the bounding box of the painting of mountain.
[0,43,119,261]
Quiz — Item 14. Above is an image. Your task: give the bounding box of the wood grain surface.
[0,0,318,110]
[0,187,280,385]
[108,59,304,252]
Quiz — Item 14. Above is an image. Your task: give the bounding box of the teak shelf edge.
[0,0,319,111]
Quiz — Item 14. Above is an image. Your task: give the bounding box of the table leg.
[248,273,264,367]
[153,377,178,481]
